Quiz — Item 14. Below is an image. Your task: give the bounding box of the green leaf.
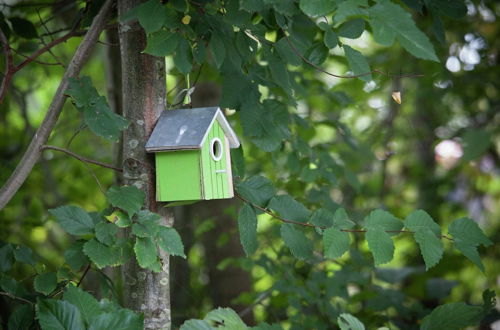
[83,239,128,269]
[8,304,34,330]
[204,307,247,329]
[421,302,483,330]
[366,229,394,265]
[64,242,89,271]
[426,0,467,19]
[95,222,118,246]
[106,186,145,218]
[236,176,276,207]
[268,54,292,95]
[13,245,36,266]
[0,244,14,272]
[324,29,339,49]
[333,208,356,229]
[144,30,179,56]
[305,42,329,66]
[369,1,439,61]
[268,195,311,223]
[414,229,443,270]
[174,38,193,74]
[210,33,226,69]
[404,210,441,235]
[157,226,186,258]
[324,228,350,258]
[280,224,313,260]
[83,96,129,141]
[275,38,302,66]
[334,0,368,24]
[338,313,365,330]
[448,217,492,271]
[338,19,365,39]
[63,285,100,326]
[34,272,57,295]
[9,17,38,39]
[310,209,334,227]
[36,299,85,330]
[299,0,337,17]
[66,76,99,108]
[137,0,166,33]
[132,211,161,238]
[49,205,94,236]
[461,129,491,161]
[344,45,372,82]
[180,319,213,330]
[88,309,143,330]
[364,209,403,233]
[134,237,158,270]
[237,204,258,256]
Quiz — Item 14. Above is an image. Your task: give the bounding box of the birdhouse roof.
[145,107,240,152]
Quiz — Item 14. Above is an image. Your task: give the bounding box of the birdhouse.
[145,107,240,202]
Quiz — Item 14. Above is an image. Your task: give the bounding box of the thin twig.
[0,0,114,210]
[42,145,123,172]
[239,291,271,317]
[0,29,15,103]
[9,47,60,66]
[77,264,91,287]
[283,33,424,79]
[0,291,34,305]
[235,192,454,240]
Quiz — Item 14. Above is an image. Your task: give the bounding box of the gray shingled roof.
[145,107,240,152]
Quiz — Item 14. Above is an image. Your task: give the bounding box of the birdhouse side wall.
[200,120,232,199]
[155,150,202,201]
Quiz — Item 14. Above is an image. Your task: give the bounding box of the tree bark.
[118,1,172,329]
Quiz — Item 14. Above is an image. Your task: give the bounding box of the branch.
[0,291,34,305]
[42,145,122,172]
[283,33,424,80]
[235,192,453,240]
[0,0,114,210]
[77,263,91,287]
[0,28,15,103]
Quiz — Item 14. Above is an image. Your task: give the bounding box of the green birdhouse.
[146,107,240,202]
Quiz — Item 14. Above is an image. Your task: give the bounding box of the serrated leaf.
[65,242,89,271]
[8,304,34,330]
[236,176,276,207]
[83,239,127,269]
[344,45,372,82]
[268,54,292,95]
[132,211,161,238]
[324,228,350,258]
[144,30,179,56]
[461,129,491,161]
[369,1,438,61]
[36,299,85,330]
[157,226,186,258]
[364,209,403,234]
[324,29,339,49]
[134,237,158,270]
[310,208,334,227]
[0,244,14,272]
[13,245,36,266]
[210,33,226,69]
[268,195,311,223]
[237,204,258,256]
[95,222,118,246]
[414,229,443,270]
[333,208,356,229]
[204,307,247,329]
[63,285,100,326]
[174,38,193,74]
[34,272,57,295]
[49,205,94,236]
[88,309,143,330]
[421,302,483,330]
[404,209,441,235]
[66,77,99,108]
[83,96,129,141]
[106,186,145,218]
[334,0,368,24]
[180,319,213,330]
[338,19,365,39]
[305,42,329,66]
[280,224,313,260]
[299,0,337,17]
[137,0,166,33]
[338,313,365,330]
[366,229,394,265]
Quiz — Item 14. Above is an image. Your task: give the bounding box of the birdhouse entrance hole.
[210,138,223,161]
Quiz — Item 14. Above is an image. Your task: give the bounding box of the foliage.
[0,0,498,329]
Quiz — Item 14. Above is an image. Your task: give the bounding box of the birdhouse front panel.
[145,107,240,203]
[200,120,233,200]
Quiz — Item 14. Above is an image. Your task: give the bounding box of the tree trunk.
[118,1,172,329]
